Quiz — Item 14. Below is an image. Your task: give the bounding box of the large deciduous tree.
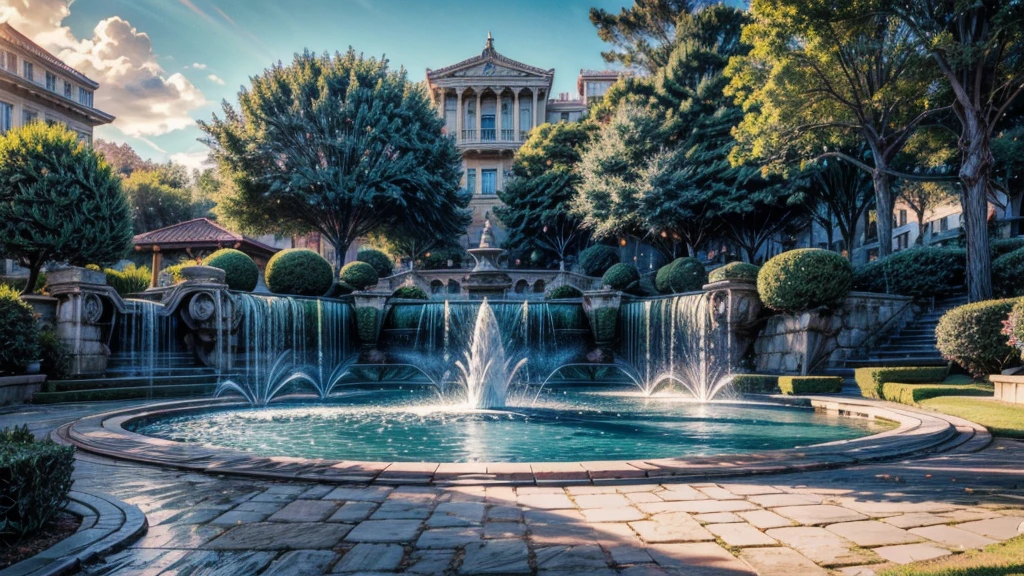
[726,0,943,260]
[802,156,875,257]
[888,0,1024,300]
[200,49,471,269]
[0,123,133,292]
[495,121,595,269]
[590,0,695,74]
[898,181,957,245]
[124,170,196,234]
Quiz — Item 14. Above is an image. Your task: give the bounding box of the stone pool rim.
[59,394,989,486]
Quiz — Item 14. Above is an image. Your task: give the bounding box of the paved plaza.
[2,401,1022,575]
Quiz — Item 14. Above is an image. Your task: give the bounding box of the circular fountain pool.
[128,389,891,463]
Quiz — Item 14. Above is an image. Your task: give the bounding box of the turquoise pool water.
[131,389,891,463]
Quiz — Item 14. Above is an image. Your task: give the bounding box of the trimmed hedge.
[357,248,395,278]
[757,249,852,312]
[339,261,379,291]
[38,330,71,380]
[854,366,950,399]
[656,257,707,294]
[0,285,40,375]
[265,249,334,296]
[992,247,1024,297]
[104,264,150,296]
[392,285,428,300]
[778,376,843,395]
[163,259,200,284]
[708,261,760,284]
[881,381,994,405]
[936,298,1020,377]
[577,245,619,277]
[990,237,1024,259]
[546,285,583,300]
[851,247,966,299]
[205,249,258,292]
[602,263,640,291]
[0,426,75,537]
[730,374,779,394]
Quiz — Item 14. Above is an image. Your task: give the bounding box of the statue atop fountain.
[464,218,512,299]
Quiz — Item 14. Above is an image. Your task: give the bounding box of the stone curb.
[58,394,990,487]
[0,490,147,576]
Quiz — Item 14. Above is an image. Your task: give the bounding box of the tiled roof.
[0,23,98,88]
[133,218,278,256]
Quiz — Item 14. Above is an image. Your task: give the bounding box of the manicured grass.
[878,534,1024,576]
[919,396,1024,439]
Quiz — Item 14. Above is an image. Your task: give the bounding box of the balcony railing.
[458,128,525,145]
[462,129,477,141]
[480,128,496,141]
[501,129,515,141]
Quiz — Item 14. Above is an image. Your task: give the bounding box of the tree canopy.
[590,0,695,74]
[199,49,471,268]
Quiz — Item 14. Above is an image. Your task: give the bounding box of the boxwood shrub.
[392,285,428,300]
[936,298,1020,377]
[881,381,994,405]
[357,248,395,278]
[730,374,779,394]
[205,249,259,292]
[104,263,150,296]
[38,330,71,380]
[339,261,379,291]
[656,257,707,294]
[990,237,1024,259]
[708,261,760,284]
[545,285,583,300]
[577,245,619,277]
[602,263,640,291]
[0,426,75,537]
[778,376,843,395]
[992,247,1024,297]
[854,366,951,399]
[265,249,334,296]
[0,285,40,376]
[757,249,852,312]
[163,259,200,284]
[852,247,966,299]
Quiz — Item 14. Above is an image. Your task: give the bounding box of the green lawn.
[878,535,1024,576]
[919,396,1024,439]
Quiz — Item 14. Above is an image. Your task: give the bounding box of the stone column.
[531,90,538,130]
[513,89,520,141]
[436,88,445,117]
[456,87,464,143]
[47,266,127,376]
[704,279,764,369]
[159,266,238,370]
[475,90,482,139]
[582,289,622,362]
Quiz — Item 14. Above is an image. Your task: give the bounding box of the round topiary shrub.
[990,237,1024,260]
[0,285,40,375]
[667,257,708,292]
[937,298,1020,377]
[576,245,619,277]
[204,249,258,292]
[357,248,394,278]
[757,249,853,312]
[545,285,583,300]
[392,285,428,300]
[602,263,640,291]
[992,247,1024,297]
[708,261,760,284]
[265,249,334,296]
[339,261,378,291]
[852,247,966,299]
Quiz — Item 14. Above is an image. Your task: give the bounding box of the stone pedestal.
[704,280,764,367]
[160,266,237,369]
[353,291,390,360]
[582,290,622,360]
[22,294,58,331]
[991,374,1024,404]
[47,266,126,376]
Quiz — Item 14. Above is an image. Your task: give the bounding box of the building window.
[481,169,497,194]
[22,109,38,125]
[0,51,10,71]
[560,112,569,122]
[64,81,72,98]
[78,132,92,146]
[78,87,93,107]
[940,216,949,232]
[898,209,907,227]
[480,114,495,140]
[466,169,476,194]
[0,102,11,133]
[45,72,57,91]
[895,232,910,251]
[23,61,33,82]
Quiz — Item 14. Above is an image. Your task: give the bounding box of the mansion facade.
[426,34,618,249]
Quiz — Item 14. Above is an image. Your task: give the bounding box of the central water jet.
[456,299,526,409]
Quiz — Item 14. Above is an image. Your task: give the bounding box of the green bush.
[0,285,40,375]
[0,427,75,537]
[852,247,966,299]
[392,285,428,300]
[204,249,259,292]
[601,263,640,291]
[992,247,1024,297]
[990,237,1024,260]
[577,245,619,277]
[708,261,760,284]
[655,257,707,293]
[0,274,47,294]
[421,247,466,270]
[104,263,150,296]
[881,381,994,405]
[357,248,395,278]
[778,376,843,395]
[339,261,379,291]
[264,249,334,296]
[730,374,779,393]
[936,298,1020,377]
[0,425,33,444]
[162,259,200,284]
[355,306,379,343]
[854,366,951,399]
[38,330,71,380]
[546,285,583,299]
[757,249,852,312]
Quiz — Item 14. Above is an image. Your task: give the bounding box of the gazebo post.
[150,247,162,288]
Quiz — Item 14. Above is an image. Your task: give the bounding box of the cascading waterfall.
[109,299,179,380]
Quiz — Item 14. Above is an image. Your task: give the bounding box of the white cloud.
[170,151,211,172]
[0,1,208,137]
[188,62,207,69]
[206,74,225,85]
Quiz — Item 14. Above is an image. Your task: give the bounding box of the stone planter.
[46,266,126,376]
[159,267,237,369]
[703,280,763,366]
[21,293,58,331]
[582,290,622,360]
[0,374,46,404]
[991,374,1024,404]
[353,291,391,360]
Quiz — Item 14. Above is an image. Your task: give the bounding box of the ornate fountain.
[464,219,512,299]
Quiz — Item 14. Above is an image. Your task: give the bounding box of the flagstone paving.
[2,401,1023,575]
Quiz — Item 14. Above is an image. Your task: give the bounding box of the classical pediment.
[428,35,553,82]
[451,61,531,78]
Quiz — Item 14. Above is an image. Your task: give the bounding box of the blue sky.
[52,0,632,168]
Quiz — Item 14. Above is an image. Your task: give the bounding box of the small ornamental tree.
[204,249,259,292]
[0,123,132,293]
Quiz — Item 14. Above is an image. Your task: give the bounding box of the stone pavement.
[2,402,1023,575]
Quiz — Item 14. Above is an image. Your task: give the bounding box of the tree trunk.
[23,260,41,295]
[960,116,994,301]
[872,168,894,258]
[916,211,926,245]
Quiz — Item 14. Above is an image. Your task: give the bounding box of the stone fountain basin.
[57,394,989,486]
